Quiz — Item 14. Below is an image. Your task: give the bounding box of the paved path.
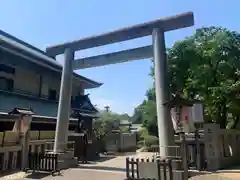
[1,152,153,180]
[189,173,240,180]
[2,152,240,180]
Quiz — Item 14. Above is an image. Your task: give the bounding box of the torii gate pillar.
[153,29,174,156]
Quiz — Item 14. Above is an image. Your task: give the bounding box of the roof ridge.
[0,29,52,58]
[0,29,103,87]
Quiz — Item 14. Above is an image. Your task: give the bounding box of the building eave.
[0,30,102,89]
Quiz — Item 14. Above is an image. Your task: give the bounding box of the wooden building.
[0,30,101,132]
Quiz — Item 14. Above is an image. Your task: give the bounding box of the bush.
[144,135,158,147]
[139,127,149,138]
[137,140,145,149]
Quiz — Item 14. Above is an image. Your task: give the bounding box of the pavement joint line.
[73,168,126,174]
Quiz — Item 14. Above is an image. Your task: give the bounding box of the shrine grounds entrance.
[46,11,194,158]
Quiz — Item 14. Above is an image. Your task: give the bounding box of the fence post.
[2,131,6,147]
[136,158,139,178]
[2,152,9,171]
[162,159,167,180]
[157,159,161,180]
[204,123,221,170]
[126,157,130,179]
[180,132,188,180]
[20,131,30,170]
[195,129,201,170]
[131,158,135,178]
[168,159,173,180]
[12,151,18,170]
[38,130,40,140]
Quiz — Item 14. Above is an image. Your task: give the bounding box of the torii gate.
[46,12,194,157]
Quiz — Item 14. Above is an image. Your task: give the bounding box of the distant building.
[119,120,143,133]
[130,124,142,132]
[0,30,101,131]
[119,120,132,127]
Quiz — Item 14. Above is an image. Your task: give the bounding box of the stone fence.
[0,131,21,172]
[0,130,75,174]
[148,123,240,171]
[204,123,240,170]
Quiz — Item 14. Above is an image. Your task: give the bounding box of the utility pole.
[104,105,110,112]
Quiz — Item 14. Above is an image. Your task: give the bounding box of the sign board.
[191,103,204,123]
[170,108,181,133]
[181,106,195,133]
[171,107,196,133]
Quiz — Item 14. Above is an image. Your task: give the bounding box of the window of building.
[48,89,57,101]
[0,77,14,90]
[0,64,15,74]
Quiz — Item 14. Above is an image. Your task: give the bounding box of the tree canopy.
[132,27,240,136]
[93,110,131,140]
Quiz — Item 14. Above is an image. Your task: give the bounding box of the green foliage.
[144,135,159,147]
[93,119,113,140]
[139,127,149,138]
[137,140,145,147]
[93,110,131,140]
[132,26,240,131]
[132,100,158,136]
[98,111,126,122]
[119,126,130,133]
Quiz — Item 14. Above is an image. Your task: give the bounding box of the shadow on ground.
[78,156,117,165]
[24,171,62,179]
[76,165,126,173]
[216,166,240,173]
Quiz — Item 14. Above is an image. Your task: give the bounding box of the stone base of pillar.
[46,151,78,170]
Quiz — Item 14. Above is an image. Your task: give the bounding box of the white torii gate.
[46,12,194,157]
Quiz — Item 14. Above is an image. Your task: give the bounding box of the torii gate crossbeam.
[47,12,194,157]
[73,45,153,69]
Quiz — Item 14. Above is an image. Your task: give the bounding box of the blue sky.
[1,0,239,115]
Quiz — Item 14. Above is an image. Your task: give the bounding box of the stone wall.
[104,132,137,152]
[119,133,137,152]
[104,133,119,152]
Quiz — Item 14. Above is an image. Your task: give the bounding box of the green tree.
[93,110,131,139]
[132,26,240,131]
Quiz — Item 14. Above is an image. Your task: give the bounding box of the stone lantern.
[9,108,34,134]
[8,108,34,170]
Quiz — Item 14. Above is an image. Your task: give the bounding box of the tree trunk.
[217,99,227,129]
[232,116,240,129]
